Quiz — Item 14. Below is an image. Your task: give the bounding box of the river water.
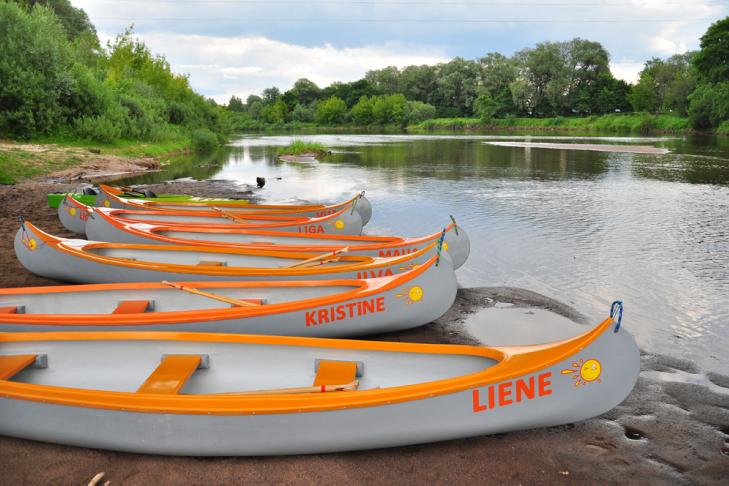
[121,133,729,373]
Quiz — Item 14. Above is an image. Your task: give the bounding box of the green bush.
[190,128,218,152]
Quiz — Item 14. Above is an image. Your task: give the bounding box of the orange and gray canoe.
[85,209,471,269]
[15,221,453,284]
[59,195,365,237]
[0,253,455,337]
[96,184,373,224]
[0,302,638,455]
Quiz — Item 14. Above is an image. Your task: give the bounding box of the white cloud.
[610,60,646,84]
[100,32,448,103]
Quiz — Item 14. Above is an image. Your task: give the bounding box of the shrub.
[190,128,218,152]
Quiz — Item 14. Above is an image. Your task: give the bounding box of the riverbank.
[0,180,726,484]
[0,139,193,185]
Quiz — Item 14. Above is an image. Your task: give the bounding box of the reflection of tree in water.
[326,139,610,181]
[108,147,233,186]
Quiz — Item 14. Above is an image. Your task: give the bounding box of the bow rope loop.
[610,301,624,333]
[350,190,365,215]
[449,215,459,235]
[435,228,446,267]
[18,215,34,249]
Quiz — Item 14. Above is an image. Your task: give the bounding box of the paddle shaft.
[161,281,259,307]
[212,380,359,396]
[286,247,349,268]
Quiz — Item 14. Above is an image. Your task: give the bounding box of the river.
[120,133,729,373]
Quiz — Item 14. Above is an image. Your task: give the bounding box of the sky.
[74,0,728,103]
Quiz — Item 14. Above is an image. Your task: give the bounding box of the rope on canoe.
[611,300,624,333]
[350,190,365,215]
[450,215,459,235]
[17,216,38,250]
[435,228,446,267]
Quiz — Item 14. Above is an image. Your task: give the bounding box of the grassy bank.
[0,138,192,185]
[275,140,328,157]
[410,113,692,133]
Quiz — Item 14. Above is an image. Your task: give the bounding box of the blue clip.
[610,300,623,333]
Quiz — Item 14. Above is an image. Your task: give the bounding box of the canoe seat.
[198,260,227,267]
[113,300,154,314]
[0,354,46,380]
[137,354,208,394]
[0,306,19,314]
[314,360,363,387]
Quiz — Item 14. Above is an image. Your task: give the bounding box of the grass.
[275,140,328,156]
[410,113,693,133]
[0,148,81,184]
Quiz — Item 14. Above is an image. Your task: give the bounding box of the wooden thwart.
[161,281,261,307]
[0,306,18,314]
[137,355,202,394]
[0,355,37,380]
[286,247,349,268]
[213,207,250,224]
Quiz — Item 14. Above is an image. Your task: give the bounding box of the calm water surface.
[122,133,729,372]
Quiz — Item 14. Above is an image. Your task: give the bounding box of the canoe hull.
[15,224,452,283]
[96,188,373,225]
[0,261,456,337]
[0,325,638,456]
[85,212,471,270]
[60,196,365,237]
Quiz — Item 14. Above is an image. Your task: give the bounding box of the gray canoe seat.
[137,354,209,394]
[112,300,154,314]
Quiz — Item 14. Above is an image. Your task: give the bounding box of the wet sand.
[0,181,727,485]
[484,141,671,154]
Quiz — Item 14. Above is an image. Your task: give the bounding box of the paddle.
[212,207,251,224]
[211,380,359,396]
[285,247,349,268]
[161,281,260,307]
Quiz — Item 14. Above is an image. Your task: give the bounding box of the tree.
[629,71,660,113]
[405,100,436,124]
[473,91,498,122]
[290,103,315,122]
[260,99,287,124]
[688,82,729,128]
[365,66,400,94]
[286,78,320,105]
[261,87,281,104]
[693,16,729,84]
[315,96,347,124]
[17,0,96,39]
[227,95,244,112]
[350,96,374,125]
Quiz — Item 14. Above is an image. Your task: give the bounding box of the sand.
[484,141,671,154]
[0,181,727,485]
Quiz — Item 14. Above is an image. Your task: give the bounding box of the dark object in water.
[143,189,157,198]
[256,177,266,188]
[82,188,99,196]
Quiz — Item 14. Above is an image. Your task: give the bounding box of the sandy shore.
[484,141,671,154]
[0,181,727,485]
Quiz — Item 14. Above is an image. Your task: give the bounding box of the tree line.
[0,0,227,149]
[229,17,729,131]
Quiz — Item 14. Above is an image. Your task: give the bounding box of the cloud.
[80,0,727,100]
[103,32,448,103]
[610,60,646,84]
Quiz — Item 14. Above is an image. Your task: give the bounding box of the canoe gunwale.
[22,221,437,278]
[0,255,434,326]
[100,184,358,214]
[0,316,621,415]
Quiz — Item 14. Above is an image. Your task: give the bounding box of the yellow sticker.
[28,238,37,250]
[69,207,77,216]
[443,241,449,251]
[561,358,602,387]
[334,220,345,230]
[408,286,423,302]
[103,200,110,207]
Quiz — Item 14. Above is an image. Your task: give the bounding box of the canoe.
[85,209,471,269]
[15,221,452,284]
[96,184,373,225]
[46,188,234,209]
[0,254,454,337]
[58,195,364,237]
[0,303,639,455]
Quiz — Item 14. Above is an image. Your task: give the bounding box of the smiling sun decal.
[396,285,423,305]
[561,358,602,387]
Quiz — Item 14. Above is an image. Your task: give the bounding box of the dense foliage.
[230,17,729,131]
[0,1,227,148]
